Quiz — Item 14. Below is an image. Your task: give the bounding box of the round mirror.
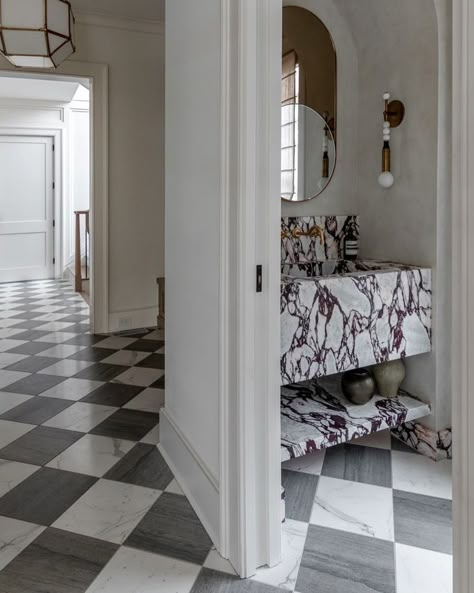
[281,104,336,202]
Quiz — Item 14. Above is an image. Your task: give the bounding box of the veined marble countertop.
[280,259,432,386]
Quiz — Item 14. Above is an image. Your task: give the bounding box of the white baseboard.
[159,408,221,549]
[108,306,157,333]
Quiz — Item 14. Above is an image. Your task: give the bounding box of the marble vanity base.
[281,374,431,462]
[391,423,452,461]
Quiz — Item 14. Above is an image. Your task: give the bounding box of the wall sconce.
[378,92,405,189]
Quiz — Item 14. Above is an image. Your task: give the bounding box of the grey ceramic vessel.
[341,368,376,405]
[372,359,406,397]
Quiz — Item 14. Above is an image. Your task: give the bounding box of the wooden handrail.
[74,210,90,293]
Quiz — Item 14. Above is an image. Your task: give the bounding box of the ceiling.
[0,77,85,102]
[71,0,165,22]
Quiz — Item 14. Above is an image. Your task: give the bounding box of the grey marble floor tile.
[4,356,58,373]
[74,363,129,382]
[393,489,452,554]
[0,396,72,424]
[68,347,117,362]
[0,467,97,525]
[191,569,285,592]
[125,339,164,353]
[90,409,160,441]
[321,444,392,488]
[296,525,396,593]
[81,382,144,407]
[104,443,173,490]
[5,341,57,355]
[281,470,319,522]
[0,426,83,466]
[3,373,66,396]
[125,492,213,565]
[136,353,165,369]
[0,528,118,593]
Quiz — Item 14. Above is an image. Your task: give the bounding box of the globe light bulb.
[378,171,395,189]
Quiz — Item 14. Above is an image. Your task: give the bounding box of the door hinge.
[52,144,55,152]
[256,265,263,293]
[53,257,56,265]
[52,182,55,190]
[53,219,56,228]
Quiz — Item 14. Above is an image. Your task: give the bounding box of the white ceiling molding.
[75,11,165,36]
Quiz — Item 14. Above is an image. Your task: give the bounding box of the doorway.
[0,64,108,334]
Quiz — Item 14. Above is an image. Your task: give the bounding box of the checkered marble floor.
[0,280,453,593]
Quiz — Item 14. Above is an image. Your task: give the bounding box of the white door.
[0,135,55,283]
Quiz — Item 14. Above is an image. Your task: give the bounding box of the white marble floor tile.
[44,402,117,432]
[350,429,392,450]
[392,451,452,499]
[101,350,150,367]
[113,368,164,388]
[281,450,326,476]
[140,424,160,445]
[35,322,75,332]
[0,459,39,497]
[31,305,69,314]
[47,434,135,477]
[54,479,161,544]
[142,330,165,341]
[396,543,453,593]
[0,319,23,328]
[253,519,308,591]
[85,546,200,593]
[34,313,73,322]
[0,340,27,353]
[0,392,33,414]
[203,549,237,576]
[0,311,21,319]
[0,353,28,369]
[165,479,184,496]
[38,359,94,377]
[35,332,80,344]
[0,370,30,389]
[0,516,45,571]
[310,476,394,541]
[94,337,138,350]
[39,344,87,358]
[0,328,25,339]
[124,388,165,414]
[0,419,35,449]
[39,378,104,401]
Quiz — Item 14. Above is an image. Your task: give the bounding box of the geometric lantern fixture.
[0,0,75,69]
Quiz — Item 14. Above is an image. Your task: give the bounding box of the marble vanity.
[279,216,433,461]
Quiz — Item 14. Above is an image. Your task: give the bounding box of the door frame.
[0,132,56,282]
[452,0,474,590]
[0,62,109,334]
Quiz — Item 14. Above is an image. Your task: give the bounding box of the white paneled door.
[0,136,55,283]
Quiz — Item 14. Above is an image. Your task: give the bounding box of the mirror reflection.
[282,6,337,201]
[281,104,336,202]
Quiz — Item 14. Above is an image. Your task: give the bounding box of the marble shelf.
[281,373,431,462]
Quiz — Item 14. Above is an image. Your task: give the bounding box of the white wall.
[334,0,450,431]
[70,20,165,331]
[161,0,222,543]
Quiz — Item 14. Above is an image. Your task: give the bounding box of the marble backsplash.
[281,216,359,264]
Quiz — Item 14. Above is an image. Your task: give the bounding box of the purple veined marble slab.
[281,216,359,264]
[280,261,432,386]
[281,374,431,462]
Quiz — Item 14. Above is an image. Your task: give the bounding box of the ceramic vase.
[372,359,406,398]
[341,368,376,405]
